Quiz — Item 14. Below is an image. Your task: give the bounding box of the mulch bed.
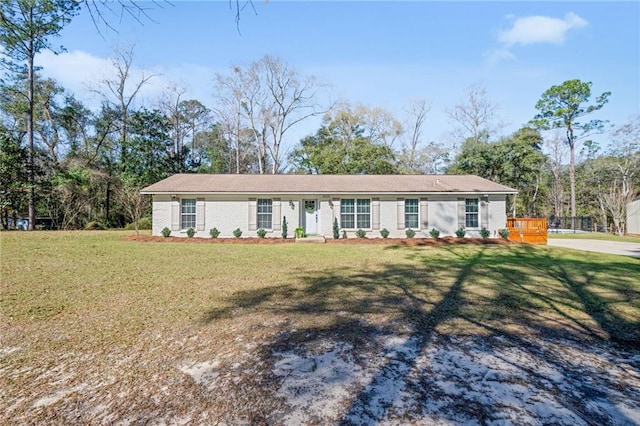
[122,235,514,246]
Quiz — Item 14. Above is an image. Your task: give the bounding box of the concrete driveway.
[547,239,640,258]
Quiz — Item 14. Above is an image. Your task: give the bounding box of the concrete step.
[295,236,326,243]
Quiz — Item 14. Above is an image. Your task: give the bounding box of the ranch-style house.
[140,174,518,238]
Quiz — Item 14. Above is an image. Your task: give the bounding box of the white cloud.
[34,50,219,110]
[485,12,589,65]
[498,12,588,47]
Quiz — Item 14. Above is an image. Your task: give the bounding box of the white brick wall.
[151,193,509,238]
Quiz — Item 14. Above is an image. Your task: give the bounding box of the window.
[181,199,196,229]
[341,199,371,229]
[340,199,355,229]
[465,198,479,228]
[357,199,371,229]
[257,198,273,229]
[405,199,419,229]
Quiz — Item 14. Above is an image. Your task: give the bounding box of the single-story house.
[140,174,518,238]
[628,197,640,235]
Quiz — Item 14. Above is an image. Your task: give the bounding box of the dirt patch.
[122,234,514,246]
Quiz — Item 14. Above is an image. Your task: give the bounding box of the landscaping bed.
[122,234,513,245]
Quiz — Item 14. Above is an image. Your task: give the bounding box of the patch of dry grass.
[1,231,638,423]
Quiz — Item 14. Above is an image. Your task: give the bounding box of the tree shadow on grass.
[199,244,640,424]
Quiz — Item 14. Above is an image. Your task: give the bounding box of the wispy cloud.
[487,12,588,63]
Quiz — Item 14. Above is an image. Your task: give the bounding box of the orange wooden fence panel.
[506,218,548,244]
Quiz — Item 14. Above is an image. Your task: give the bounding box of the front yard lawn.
[1,231,639,424]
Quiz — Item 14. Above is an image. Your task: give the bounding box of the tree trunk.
[567,127,576,230]
[27,32,35,231]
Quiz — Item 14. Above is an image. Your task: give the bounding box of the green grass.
[548,231,640,243]
[1,231,639,423]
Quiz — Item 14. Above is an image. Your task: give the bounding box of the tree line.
[1,0,638,233]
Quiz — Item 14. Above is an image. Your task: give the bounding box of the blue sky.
[37,1,639,153]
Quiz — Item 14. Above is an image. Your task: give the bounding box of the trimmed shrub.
[355,229,367,238]
[186,227,195,238]
[161,227,171,238]
[257,228,267,238]
[233,228,242,238]
[295,226,306,239]
[380,228,390,239]
[429,228,440,238]
[282,216,288,239]
[499,228,510,239]
[332,218,340,239]
[84,221,105,230]
[480,227,490,239]
[405,228,416,238]
[209,227,220,238]
[455,228,466,238]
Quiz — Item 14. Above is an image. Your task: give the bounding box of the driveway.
[548,238,640,258]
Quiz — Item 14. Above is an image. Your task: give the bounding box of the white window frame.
[257,198,273,230]
[465,198,479,229]
[404,198,419,229]
[181,198,196,230]
[341,198,371,229]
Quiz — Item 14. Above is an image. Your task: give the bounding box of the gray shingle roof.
[141,174,517,195]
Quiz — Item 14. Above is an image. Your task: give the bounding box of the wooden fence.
[506,218,548,244]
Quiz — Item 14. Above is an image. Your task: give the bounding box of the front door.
[303,199,317,235]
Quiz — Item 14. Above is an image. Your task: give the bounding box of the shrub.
[455,228,466,238]
[499,228,510,239]
[257,228,267,238]
[332,218,340,239]
[186,227,195,238]
[380,228,390,238]
[282,216,288,239]
[161,227,171,238]
[138,217,152,230]
[209,227,220,238]
[429,228,440,238]
[355,229,367,238]
[295,226,306,239]
[84,221,105,230]
[124,217,152,231]
[405,228,416,238]
[480,227,490,239]
[233,228,242,238]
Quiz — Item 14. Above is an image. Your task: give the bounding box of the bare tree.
[214,67,260,173]
[214,56,329,174]
[544,131,569,219]
[82,0,256,36]
[395,99,451,174]
[446,83,504,144]
[117,175,149,235]
[158,84,188,160]
[597,115,640,235]
[88,46,154,222]
[91,46,155,164]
